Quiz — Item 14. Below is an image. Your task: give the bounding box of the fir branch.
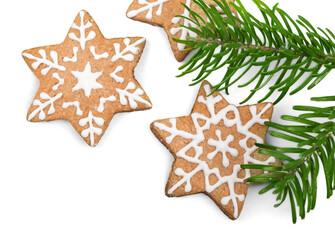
[175,0,335,104]
[241,96,335,223]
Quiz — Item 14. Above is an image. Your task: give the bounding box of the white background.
[1,0,335,239]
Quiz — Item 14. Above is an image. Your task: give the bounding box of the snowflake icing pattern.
[23,10,152,147]
[151,82,276,219]
[126,0,236,61]
[127,0,199,61]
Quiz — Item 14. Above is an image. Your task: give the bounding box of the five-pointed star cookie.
[23,10,152,147]
[150,81,276,219]
[126,0,237,61]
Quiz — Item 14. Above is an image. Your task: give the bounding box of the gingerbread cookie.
[126,0,237,61]
[151,81,276,219]
[23,10,152,147]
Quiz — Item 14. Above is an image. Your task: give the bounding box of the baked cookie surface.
[23,10,152,147]
[126,0,237,61]
[151,81,276,219]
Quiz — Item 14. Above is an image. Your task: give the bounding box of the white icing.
[90,46,109,60]
[63,47,79,62]
[79,111,104,147]
[52,73,64,90]
[25,10,151,147]
[23,50,66,75]
[71,62,103,97]
[219,165,246,207]
[112,38,145,62]
[116,82,151,109]
[154,84,275,218]
[207,130,238,168]
[62,101,83,116]
[127,0,169,19]
[110,66,124,83]
[170,0,197,51]
[69,11,96,50]
[28,92,62,121]
[97,96,117,113]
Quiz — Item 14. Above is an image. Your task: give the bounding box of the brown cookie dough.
[127,0,237,61]
[23,10,152,147]
[151,80,276,219]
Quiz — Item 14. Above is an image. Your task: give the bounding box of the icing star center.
[71,62,103,97]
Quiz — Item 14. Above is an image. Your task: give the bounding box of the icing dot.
[124,38,131,46]
[237,194,245,202]
[175,168,185,176]
[185,182,192,192]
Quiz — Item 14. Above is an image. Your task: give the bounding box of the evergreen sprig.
[241,96,335,223]
[175,0,335,104]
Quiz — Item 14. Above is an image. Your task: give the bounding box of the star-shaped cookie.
[151,81,276,219]
[126,0,237,61]
[23,10,152,147]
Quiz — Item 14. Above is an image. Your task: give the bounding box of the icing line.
[116,82,151,109]
[127,0,169,19]
[69,11,96,50]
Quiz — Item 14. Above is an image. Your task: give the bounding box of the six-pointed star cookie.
[150,81,276,219]
[126,0,237,61]
[23,10,152,147]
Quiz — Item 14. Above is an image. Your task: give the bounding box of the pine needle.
[241,96,335,223]
[175,0,335,104]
